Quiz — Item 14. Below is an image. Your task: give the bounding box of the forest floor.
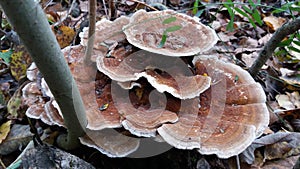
[0,0,299,169]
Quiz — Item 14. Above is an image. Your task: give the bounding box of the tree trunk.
[0,0,87,149]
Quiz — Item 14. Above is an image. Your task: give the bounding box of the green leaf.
[234,7,256,27]
[248,18,257,28]
[292,40,300,47]
[165,25,182,32]
[296,33,300,40]
[248,0,256,8]
[290,6,300,12]
[278,38,293,47]
[0,49,13,63]
[162,17,177,24]
[252,9,263,26]
[226,19,234,31]
[242,5,253,14]
[234,7,248,17]
[158,33,167,48]
[288,46,300,54]
[224,2,235,31]
[192,0,199,15]
[195,9,204,17]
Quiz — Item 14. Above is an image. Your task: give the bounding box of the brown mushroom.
[79,129,140,158]
[62,45,122,130]
[123,10,218,56]
[44,100,65,127]
[79,16,130,59]
[112,86,179,137]
[22,82,64,127]
[97,50,211,99]
[157,56,269,158]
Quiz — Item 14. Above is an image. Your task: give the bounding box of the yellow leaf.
[10,46,32,81]
[263,16,286,31]
[53,25,76,48]
[0,121,12,144]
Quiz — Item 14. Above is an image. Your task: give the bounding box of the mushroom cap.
[157,56,269,158]
[97,50,211,99]
[80,129,140,158]
[111,81,179,137]
[79,16,129,56]
[23,82,65,127]
[123,10,218,56]
[44,99,65,127]
[63,45,122,130]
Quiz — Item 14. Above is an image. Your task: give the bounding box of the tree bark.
[0,0,87,149]
[249,17,300,77]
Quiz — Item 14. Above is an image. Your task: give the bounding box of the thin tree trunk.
[0,0,87,149]
[84,0,96,65]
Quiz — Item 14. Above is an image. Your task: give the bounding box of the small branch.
[249,17,300,77]
[84,0,96,65]
[109,0,117,20]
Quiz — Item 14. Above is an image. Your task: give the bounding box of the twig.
[0,158,6,169]
[101,0,109,19]
[53,0,77,27]
[127,0,159,11]
[109,0,117,20]
[249,17,300,77]
[236,155,240,169]
[84,0,96,65]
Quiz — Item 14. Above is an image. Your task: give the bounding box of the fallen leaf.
[10,46,32,81]
[0,49,13,63]
[263,16,286,31]
[7,88,23,118]
[0,124,33,155]
[241,132,300,164]
[0,120,12,144]
[276,94,295,110]
[260,155,299,169]
[53,25,76,48]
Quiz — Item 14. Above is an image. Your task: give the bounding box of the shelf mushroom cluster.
[23,9,269,158]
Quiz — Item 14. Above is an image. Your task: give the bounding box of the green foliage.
[277,32,300,58]
[191,1,298,31]
[0,49,13,63]
[162,17,177,24]
[224,0,235,31]
[192,0,200,15]
[272,1,300,15]
[158,17,182,48]
[224,0,263,30]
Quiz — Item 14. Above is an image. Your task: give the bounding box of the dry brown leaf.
[0,124,33,155]
[276,91,300,110]
[260,155,299,169]
[0,120,12,144]
[276,94,296,110]
[241,132,300,164]
[263,16,286,31]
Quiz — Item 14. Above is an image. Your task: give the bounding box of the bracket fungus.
[123,10,218,56]
[22,9,269,159]
[97,50,211,99]
[157,56,269,158]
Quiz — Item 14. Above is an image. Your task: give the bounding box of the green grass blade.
[162,17,177,24]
